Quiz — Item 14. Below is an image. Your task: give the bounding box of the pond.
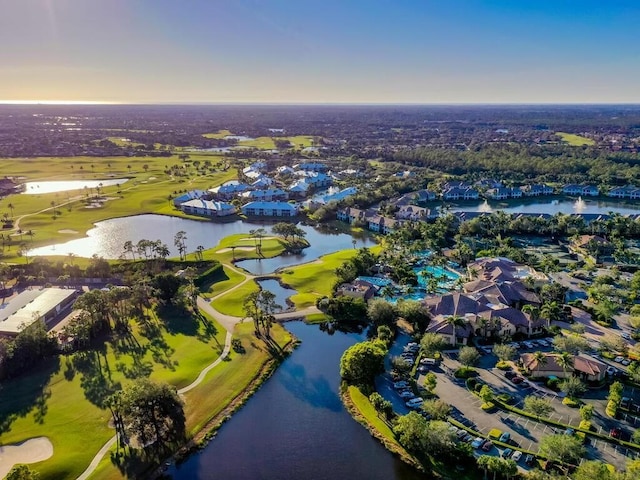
[28,215,376,270]
[255,279,296,308]
[22,178,129,195]
[168,322,426,480]
[448,197,640,216]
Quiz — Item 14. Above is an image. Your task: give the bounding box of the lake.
[448,197,640,216]
[28,215,376,270]
[168,322,426,480]
[256,279,296,308]
[22,179,129,195]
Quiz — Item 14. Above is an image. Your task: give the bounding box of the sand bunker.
[217,246,254,253]
[58,229,78,234]
[0,437,53,478]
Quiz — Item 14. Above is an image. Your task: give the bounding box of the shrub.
[497,393,514,404]
[454,366,477,379]
[562,397,581,408]
[578,420,592,431]
[495,361,511,370]
[605,401,618,418]
[488,428,502,439]
[546,377,560,390]
[466,378,479,390]
[481,402,496,411]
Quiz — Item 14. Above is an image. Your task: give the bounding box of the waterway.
[168,322,426,480]
[255,278,295,308]
[28,215,375,269]
[448,197,640,216]
[22,178,129,195]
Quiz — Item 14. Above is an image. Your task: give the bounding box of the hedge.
[194,263,223,288]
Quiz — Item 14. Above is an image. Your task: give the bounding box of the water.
[22,178,128,195]
[450,197,640,216]
[224,135,254,141]
[256,279,295,308]
[169,322,426,480]
[28,215,376,264]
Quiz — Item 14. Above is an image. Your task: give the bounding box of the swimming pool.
[357,276,393,287]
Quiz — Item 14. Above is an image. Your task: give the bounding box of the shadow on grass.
[73,346,121,408]
[0,356,60,434]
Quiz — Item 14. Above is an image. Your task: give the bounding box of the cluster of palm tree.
[242,290,281,338]
[476,454,518,480]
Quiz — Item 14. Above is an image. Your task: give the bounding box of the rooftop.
[0,288,78,334]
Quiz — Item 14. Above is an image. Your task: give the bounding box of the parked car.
[417,365,429,373]
[564,428,575,436]
[524,341,535,349]
[610,427,622,439]
[524,454,536,466]
[537,340,548,347]
[622,359,631,366]
[621,332,632,341]
[502,448,513,458]
[481,440,493,452]
[406,397,424,409]
[393,381,409,389]
[471,437,485,449]
[606,366,617,376]
[614,356,625,363]
[504,370,516,379]
[456,429,468,439]
[512,451,522,462]
[398,390,415,399]
[511,376,525,384]
[499,432,511,443]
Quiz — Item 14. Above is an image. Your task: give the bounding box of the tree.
[242,289,282,338]
[5,465,40,480]
[556,351,574,374]
[151,272,184,304]
[459,346,480,367]
[174,230,187,261]
[423,372,437,393]
[553,335,589,355]
[340,340,387,386]
[367,298,396,328]
[393,411,429,452]
[118,379,185,450]
[521,304,540,337]
[580,404,594,421]
[523,395,554,418]
[445,315,466,345]
[493,344,516,362]
[574,460,617,480]
[396,299,430,331]
[272,222,298,242]
[376,325,393,345]
[479,384,494,404]
[420,332,447,356]
[539,434,585,464]
[559,376,585,399]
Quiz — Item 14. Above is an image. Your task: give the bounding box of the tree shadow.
[0,357,60,434]
[158,304,199,337]
[73,347,121,408]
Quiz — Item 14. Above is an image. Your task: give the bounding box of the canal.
[168,322,426,480]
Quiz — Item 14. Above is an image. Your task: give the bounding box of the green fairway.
[0,307,226,480]
[556,132,595,146]
[0,155,236,261]
[211,279,259,316]
[89,322,292,480]
[280,246,381,308]
[347,386,402,449]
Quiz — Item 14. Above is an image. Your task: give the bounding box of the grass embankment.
[90,322,293,480]
[343,386,422,471]
[0,307,226,480]
[280,246,382,308]
[556,132,596,146]
[0,154,236,262]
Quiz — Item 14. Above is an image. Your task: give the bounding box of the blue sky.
[1,0,639,103]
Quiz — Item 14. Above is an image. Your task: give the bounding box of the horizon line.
[2,100,640,107]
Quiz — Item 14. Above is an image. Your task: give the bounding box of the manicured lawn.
[89,322,292,480]
[211,280,259,316]
[201,130,232,139]
[280,246,381,308]
[348,386,402,449]
[556,132,595,146]
[0,307,227,480]
[200,265,246,299]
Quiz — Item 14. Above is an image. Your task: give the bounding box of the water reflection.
[22,179,128,195]
[452,197,639,216]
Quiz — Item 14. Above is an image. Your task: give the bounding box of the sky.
[1,0,639,104]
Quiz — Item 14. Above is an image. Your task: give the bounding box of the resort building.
[336,279,377,300]
[395,205,436,222]
[240,188,289,202]
[367,215,397,234]
[467,257,548,286]
[293,162,327,172]
[521,184,554,197]
[0,288,80,337]
[180,199,236,217]
[607,185,640,199]
[520,352,607,382]
[172,189,207,207]
[442,186,479,201]
[209,182,250,200]
[562,184,600,197]
[241,201,299,217]
[485,187,523,200]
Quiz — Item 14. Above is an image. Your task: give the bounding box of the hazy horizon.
[3,1,640,104]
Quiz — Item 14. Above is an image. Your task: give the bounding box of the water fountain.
[573,195,586,212]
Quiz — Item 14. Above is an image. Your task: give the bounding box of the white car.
[512,451,523,462]
[399,390,415,399]
[393,381,409,389]
[537,340,548,347]
[406,397,424,408]
[471,437,485,449]
[614,356,625,363]
[621,332,632,341]
[622,359,631,366]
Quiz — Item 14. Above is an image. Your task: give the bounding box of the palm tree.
[532,350,548,370]
[521,304,540,337]
[445,315,466,346]
[7,203,14,219]
[541,301,561,328]
[556,351,573,376]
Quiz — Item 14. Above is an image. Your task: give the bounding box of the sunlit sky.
[2,0,639,104]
